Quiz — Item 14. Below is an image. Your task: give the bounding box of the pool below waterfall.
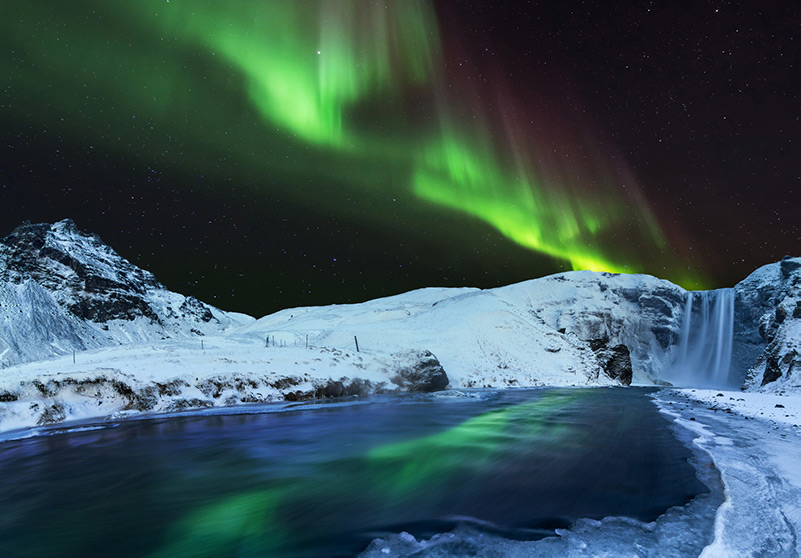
[0,388,720,557]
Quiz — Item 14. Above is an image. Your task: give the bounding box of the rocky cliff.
[737,257,801,391]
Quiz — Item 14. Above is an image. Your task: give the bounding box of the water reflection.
[0,388,705,557]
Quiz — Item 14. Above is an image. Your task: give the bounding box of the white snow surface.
[680,388,801,428]
[238,270,686,387]
[657,391,801,557]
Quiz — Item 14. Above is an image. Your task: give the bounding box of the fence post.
[354,335,360,353]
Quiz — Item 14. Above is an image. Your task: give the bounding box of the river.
[0,388,720,557]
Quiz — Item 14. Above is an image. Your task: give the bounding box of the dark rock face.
[780,257,801,279]
[1,220,162,323]
[391,350,449,392]
[760,349,798,387]
[283,378,387,402]
[589,339,633,386]
[637,288,685,351]
[0,219,217,326]
[180,297,215,323]
[762,355,783,386]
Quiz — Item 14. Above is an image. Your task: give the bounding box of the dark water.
[0,388,708,557]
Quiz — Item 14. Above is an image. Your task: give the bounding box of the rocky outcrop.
[738,257,801,391]
[589,339,633,386]
[0,220,252,368]
[390,350,449,392]
[0,220,162,323]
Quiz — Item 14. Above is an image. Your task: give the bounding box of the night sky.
[2,1,799,317]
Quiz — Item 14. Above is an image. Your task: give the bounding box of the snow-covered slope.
[0,219,252,368]
[236,286,605,389]
[235,270,689,387]
[493,271,686,382]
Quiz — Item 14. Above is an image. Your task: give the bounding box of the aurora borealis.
[2,1,799,314]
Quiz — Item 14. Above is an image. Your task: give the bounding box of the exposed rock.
[738,257,801,391]
[165,399,214,412]
[757,348,799,387]
[1,220,161,322]
[284,378,388,402]
[761,355,783,386]
[589,339,633,386]
[780,256,801,279]
[37,402,67,425]
[390,350,449,392]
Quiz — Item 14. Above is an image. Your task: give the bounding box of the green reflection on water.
[150,390,590,556]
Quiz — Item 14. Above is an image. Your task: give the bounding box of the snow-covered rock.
[0,219,253,368]
[737,256,801,391]
[0,339,450,431]
[493,272,686,383]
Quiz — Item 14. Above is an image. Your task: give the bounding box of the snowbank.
[0,337,448,433]
[680,388,801,428]
[656,391,801,557]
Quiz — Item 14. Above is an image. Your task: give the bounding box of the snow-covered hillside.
[236,270,688,388]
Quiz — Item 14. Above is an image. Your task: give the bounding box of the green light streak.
[0,0,708,287]
[150,490,287,558]
[145,0,438,149]
[413,133,634,273]
[366,390,585,498]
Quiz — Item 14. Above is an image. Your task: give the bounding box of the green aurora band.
[1,0,704,287]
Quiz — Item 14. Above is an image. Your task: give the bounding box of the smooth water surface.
[0,388,708,557]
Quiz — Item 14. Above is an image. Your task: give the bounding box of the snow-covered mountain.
[0,219,798,431]
[0,219,252,367]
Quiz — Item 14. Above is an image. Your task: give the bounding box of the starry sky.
[1,1,799,316]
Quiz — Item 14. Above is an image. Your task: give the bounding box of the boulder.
[390,350,449,392]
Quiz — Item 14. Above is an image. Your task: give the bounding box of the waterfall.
[663,288,735,388]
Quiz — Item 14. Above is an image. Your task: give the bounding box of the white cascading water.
[663,288,735,388]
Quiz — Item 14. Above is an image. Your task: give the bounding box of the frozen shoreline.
[656,390,801,557]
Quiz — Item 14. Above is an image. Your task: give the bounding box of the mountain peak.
[1,219,163,322]
[0,220,252,368]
